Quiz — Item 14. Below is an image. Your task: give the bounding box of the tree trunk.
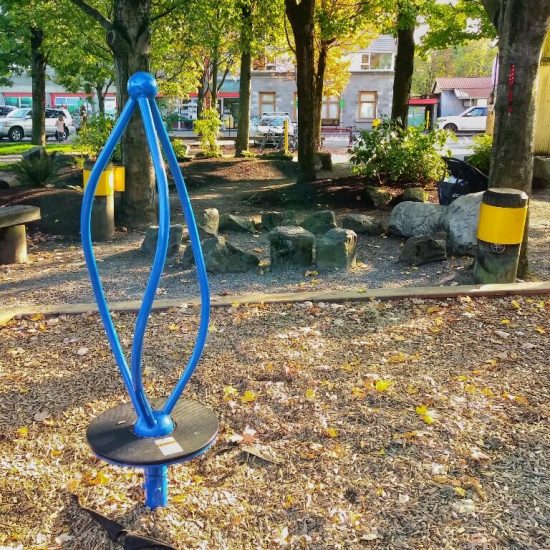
[211,50,219,114]
[489,0,550,275]
[108,0,155,227]
[314,43,329,151]
[30,26,46,146]
[95,85,105,116]
[235,49,252,156]
[286,0,317,184]
[391,22,415,126]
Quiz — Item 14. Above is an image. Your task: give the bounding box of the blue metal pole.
[143,465,168,509]
[148,100,211,416]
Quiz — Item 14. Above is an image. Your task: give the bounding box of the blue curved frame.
[80,72,211,438]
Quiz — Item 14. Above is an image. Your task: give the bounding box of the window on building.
[259,92,276,114]
[5,96,32,108]
[358,92,377,120]
[360,52,394,70]
[322,96,340,125]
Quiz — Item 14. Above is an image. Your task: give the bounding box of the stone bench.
[0,205,41,264]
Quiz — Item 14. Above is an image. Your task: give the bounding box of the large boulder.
[399,232,447,266]
[196,208,219,239]
[141,224,184,257]
[365,186,392,208]
[22,146,46,162]
[261,210,297,231]
[533,156,550,189]
[341,213,384,236]
[300,210,337,235]
[316,228,357,269]
[443,192,483,256]
[219,213,256,233]
[182,236,259,273]
[400,187,428,203]
[269,226,315,266]
[388,202,445,238]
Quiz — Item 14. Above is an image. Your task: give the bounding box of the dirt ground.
[0,157,548,309]
[0,296,548,549]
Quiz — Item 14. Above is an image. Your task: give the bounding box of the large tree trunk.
[235,49,252,156]
[286,0,317,184]
[30,26,46,146]
[488,0,550,275]
[314,44,329,151]
[211,48,219,114]
[108,0,155,227]
[391,22,415,126]
[95,85,105,116]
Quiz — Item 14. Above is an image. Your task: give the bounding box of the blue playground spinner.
[81,72,218,509]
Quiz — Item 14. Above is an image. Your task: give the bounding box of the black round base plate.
[86,398,218,467]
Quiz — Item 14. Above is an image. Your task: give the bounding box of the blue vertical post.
[144,465,169,509]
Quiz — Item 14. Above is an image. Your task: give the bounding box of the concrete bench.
[0,205,41,264]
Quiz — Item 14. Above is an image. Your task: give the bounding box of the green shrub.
[74,116,121,162]
[170,138,190,161]
[13,151,59,187]
[350,119,449,186]
[467,133,492,175]
[193,109,222,157]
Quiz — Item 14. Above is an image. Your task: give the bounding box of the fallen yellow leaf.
[17,426,29,438]
[426,306,439,314]
[241,390,257,403]
[388,352,407,363]
[454,486,467,497]
[375,379,392,392]
[535,326,546,334]
[500,319,511,325]
[325,427,338,438]
[351,387,366,399]
[168,323,179,331]
[305,388,316,400]
[511,299,521,310]
[223,385,238,398]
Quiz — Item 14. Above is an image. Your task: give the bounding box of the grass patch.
[0,162,17,171]
[0,143,79,156]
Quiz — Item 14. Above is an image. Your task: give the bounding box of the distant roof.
[433,77,493,99]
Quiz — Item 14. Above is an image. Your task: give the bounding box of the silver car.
[0,107,76,141]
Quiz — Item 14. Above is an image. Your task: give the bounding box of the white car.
[0,107,76,141]
[254,114,294,144]
[437,106,488,133]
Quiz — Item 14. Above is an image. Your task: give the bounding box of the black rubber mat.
[86,398,218,467]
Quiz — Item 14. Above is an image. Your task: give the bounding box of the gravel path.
[0,181,548,309]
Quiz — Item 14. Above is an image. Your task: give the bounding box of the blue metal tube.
[128,96,172,434]
[143,465,168,509]
[80,97,154,426]
[148,100,211,416]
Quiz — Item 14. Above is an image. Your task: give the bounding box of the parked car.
[0,107,76,141]
[254,114,294,145]
[437,106,488,133]
[0,105,15,118]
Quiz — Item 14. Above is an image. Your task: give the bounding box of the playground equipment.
[80,72,218,509]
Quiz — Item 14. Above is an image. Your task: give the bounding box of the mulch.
[0,296,548,549]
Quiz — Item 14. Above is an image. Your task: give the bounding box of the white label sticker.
[155,436,184,456]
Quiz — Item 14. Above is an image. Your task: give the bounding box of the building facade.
[250,36,397,130]
[433,77,492,118]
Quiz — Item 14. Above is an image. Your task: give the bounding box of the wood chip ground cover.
[0,297,548,549]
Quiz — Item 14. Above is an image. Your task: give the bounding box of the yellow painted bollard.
[83,160,115,241]
[113,165,126,192]
[283,119,289,155]
[473,188,529,284]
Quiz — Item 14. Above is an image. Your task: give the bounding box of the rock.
[196,208,219,239]
[269,226,315,267]
[300,210,337,235]
[219,213,256,233]
[261,211,297,231]
[182,236,259,273]
[400,187,428,203]
[451,499,476,515]
[365,186,392,208]
[141,224,184,257]
[443,192,483,256]
[341,213,384,236]
[533,156,550,189]
[399,232,447,266]
[389,202,446,238]
[316,151,332,170]
[22,146,46,162]
[316,228,357,269]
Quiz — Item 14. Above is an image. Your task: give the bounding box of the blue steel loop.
[81,72,211,439]
[148,100,211,416]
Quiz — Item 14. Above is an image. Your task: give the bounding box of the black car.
[0,105,15,117]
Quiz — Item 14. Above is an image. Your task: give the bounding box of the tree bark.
[235,49,252,156]
[391,22,415,126]
[30,26,46,146]
[285,0,317,184]
[211,48,219,113]
[95,85,105,116]
[108,0,155,227]
[488,0,550,275]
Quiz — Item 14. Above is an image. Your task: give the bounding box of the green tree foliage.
[194,108,222,157]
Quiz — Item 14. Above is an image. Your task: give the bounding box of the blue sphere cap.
[127,72,158,99]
